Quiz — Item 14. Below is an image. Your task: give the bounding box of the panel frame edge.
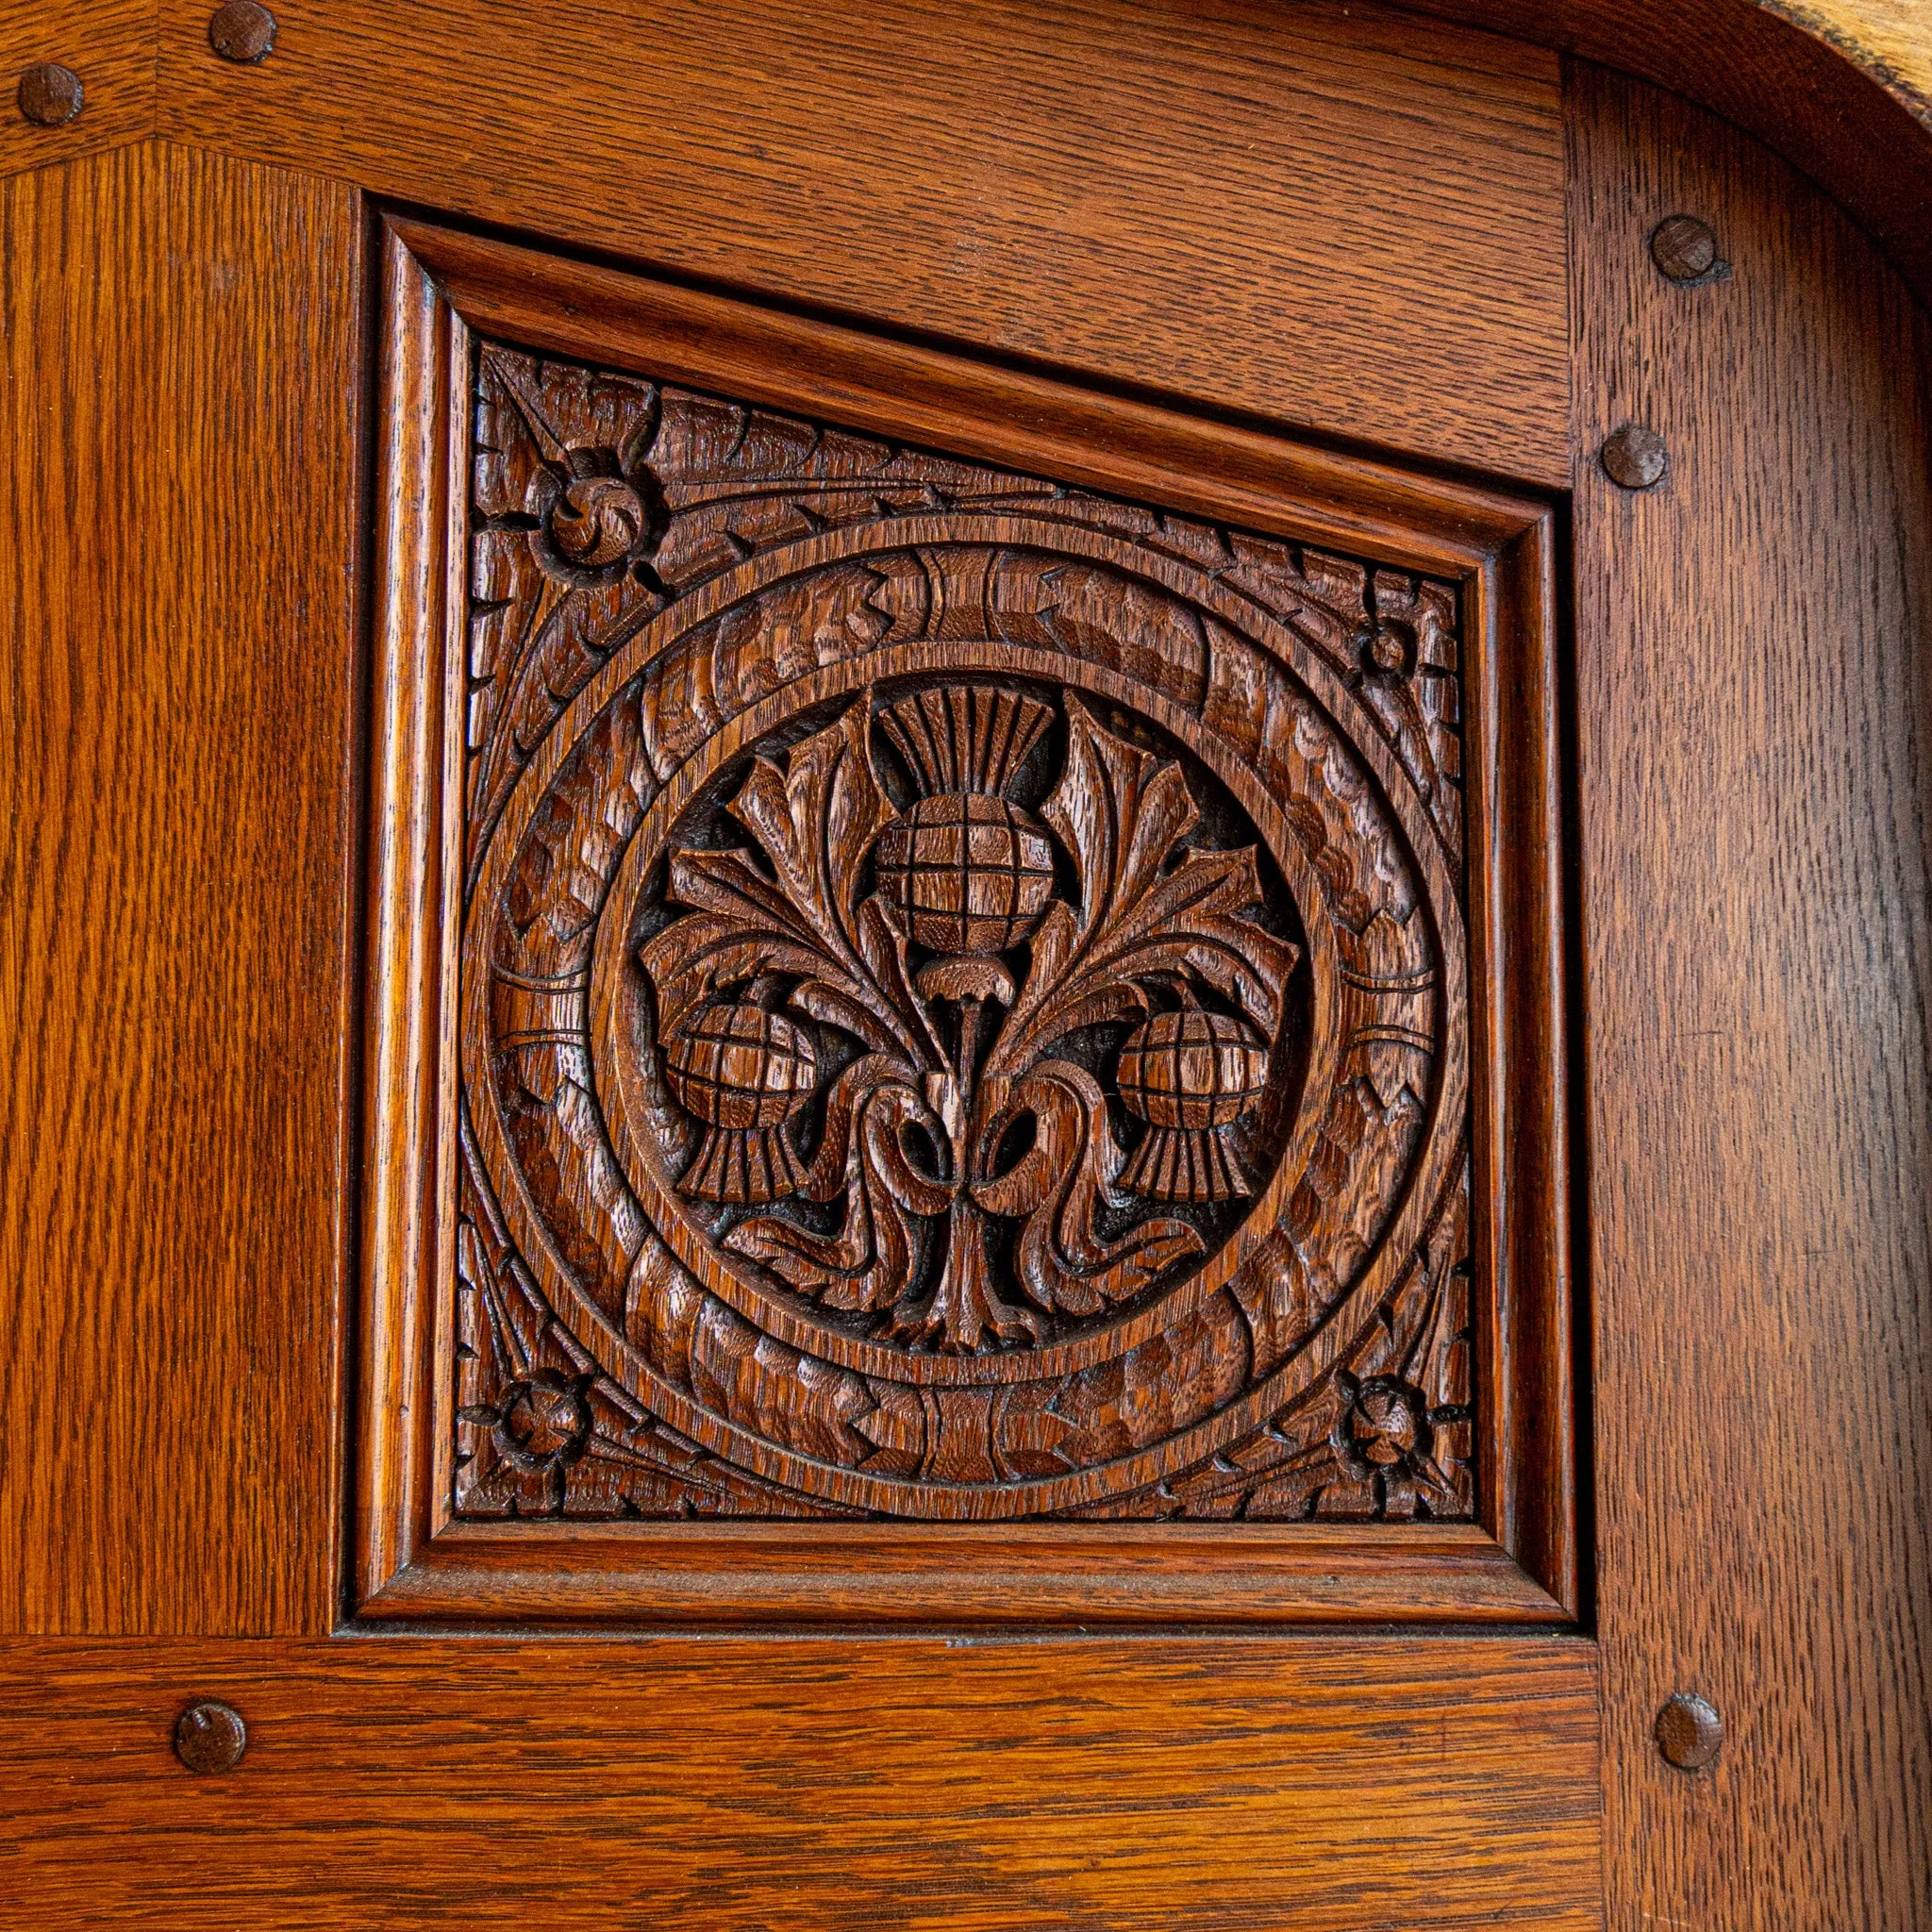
[352,214,1581,1633]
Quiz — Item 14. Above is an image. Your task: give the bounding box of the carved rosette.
[453,341,1473,1524]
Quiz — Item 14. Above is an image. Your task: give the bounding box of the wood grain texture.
[1402,0,1932,310]
[0,0,154,178]
[0,142,363,1634]
[358,221,1574,1620]
[1793,0,1932,102]
[149,0,1571,486]
[1570,62,1932,1930]
[353,219,456,1629]
[0,1635,1602,1930]
[32,0,1932,331]
[367,1519,1574,1627]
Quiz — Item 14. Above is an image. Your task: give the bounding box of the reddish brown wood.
[1570,59,1932,1930]
[1115,1008,1273,1203]
[355,219,459,1611]
[356,218,1575,1624]
[361,1519,1573,1626]
[396,216,1547,573]
[150,0,1572,485]
[631,685,1299,1353]
[1470,484,1576,1638]
[36,3,1932,336]
[0,142,363,1635]
[1,10,1924,1925]
[0,1635,1604,1930]
[0,0,153,175]
[1407,0,1932,309]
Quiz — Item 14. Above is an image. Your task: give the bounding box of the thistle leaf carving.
[637,686,1298,1352]
[991,696,1300,1074]
[639,701,941,1071]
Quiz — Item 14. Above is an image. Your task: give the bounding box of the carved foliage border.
[452,342,1474,1524]
[354,216,1575,1622]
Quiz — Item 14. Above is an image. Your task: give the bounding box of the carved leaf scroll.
[728,1058,948,1316]
[991,696,1299,1076]
[637,688,1287,1354]
[973,1059,1203,1318]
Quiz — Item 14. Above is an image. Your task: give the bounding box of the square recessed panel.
[356,218,1574,1626]
[458,341,1472,1525]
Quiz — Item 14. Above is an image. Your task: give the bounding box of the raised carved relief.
[453,341,1474,1524]
[634,683,1296,1356]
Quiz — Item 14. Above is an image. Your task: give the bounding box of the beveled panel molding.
[354,213,1575,1628]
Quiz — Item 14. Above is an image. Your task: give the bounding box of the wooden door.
[2,4,1926,1927]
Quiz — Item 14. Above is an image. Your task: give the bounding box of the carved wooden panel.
[357,219,1574,1621]
[452,339,1474,1525]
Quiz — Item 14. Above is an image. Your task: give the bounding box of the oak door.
[2,3,1926,1927]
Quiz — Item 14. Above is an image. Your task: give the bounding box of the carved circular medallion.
[594,661,1331,1384]
[457,358,1470,1521]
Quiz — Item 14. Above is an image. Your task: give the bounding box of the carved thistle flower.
[637,683,1301,1354]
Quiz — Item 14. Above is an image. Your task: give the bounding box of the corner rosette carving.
[467,347,670,870]
[637,684,1300,1354]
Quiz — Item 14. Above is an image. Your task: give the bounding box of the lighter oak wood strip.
[1789,0,1932,102]
[0,142,362,1634]
[1571,62,1932,1932]
[0,1636,1602,1930]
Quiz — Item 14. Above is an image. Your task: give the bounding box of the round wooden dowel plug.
[17,64,83,126]
[1601,425,1670,491]
[208,1,277,64]
[175,1699,248,1774]
[1655,1691,1724,1772]
[1651,214,1726,284]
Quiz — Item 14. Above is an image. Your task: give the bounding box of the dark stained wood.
[149,0,1573,485]
[0,142,364,1634]
[172,1697,247,1774]
[207,1,277,65]
[0,1635,1603,1930]
[1648,213,1724,285]
[1569,60,1932,1930]
[369,1520,1573,1627]
[1653,1691,1724,1774]
[1596,424,1669,491]
[356,218,1575,1622]
[0,0,154,176]
[628,687,1300,1353]
[16,64,88,129]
